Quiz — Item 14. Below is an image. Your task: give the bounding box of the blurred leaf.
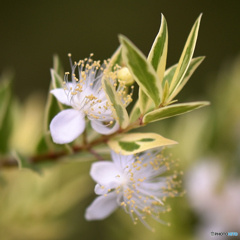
[0,73,14,154]
[120,35,162,108]
[108,132,177,155]
[45,69,64,132]
[108,45,123,71]
[169,14,202,100]
[102,76,129,129]
[0,161,93,240]
[0,173,7,187]
[143,101,210,123]
[35,134,50,154]
[12,151,42,174]
[51,69,64,89]
[53,54,64,78]
[38,58,70,153]
[43,82,63,146]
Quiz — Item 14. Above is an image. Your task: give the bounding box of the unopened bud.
[117,67,134,85]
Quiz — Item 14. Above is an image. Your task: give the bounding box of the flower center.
[62,53,134,123]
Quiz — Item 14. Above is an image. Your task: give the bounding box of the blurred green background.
[1,1,240,240]
[0,0,239,100]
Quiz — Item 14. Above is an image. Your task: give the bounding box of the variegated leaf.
[143,101,210,123]
[138,14,168,114]
[129,100,141,123]
[148,13,168,82]
[169,14,202,99]
[102,76,129,129]
[120,35,162,107]
[169,56,205,100]
[108,133,177,155]
[53,54,64,79]
[107,45,123,72]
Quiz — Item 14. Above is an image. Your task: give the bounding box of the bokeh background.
[0,1,240,240]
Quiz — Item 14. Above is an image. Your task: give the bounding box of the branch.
[0,118,142,169]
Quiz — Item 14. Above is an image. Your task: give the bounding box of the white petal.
[94,182,119,195]
[50,88,71,106]
[85,192,118,220]
[91,120,119,135]
[111,151,135,170]
[50,109,85,144]
[90,161,122,186]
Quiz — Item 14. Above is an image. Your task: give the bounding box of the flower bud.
[117,67,134,85]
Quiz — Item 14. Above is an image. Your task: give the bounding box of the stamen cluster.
[85,150,183,231]
[50,54,134,144]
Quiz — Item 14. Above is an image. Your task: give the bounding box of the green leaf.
[35,134,49,154]
[169,14,202,100]
[119,141,140,152]
[169,56,205,100]
[163,56,204,90]
[44,58,65,131]
[137,15,168,114]
[37,56,71,152]
[0,80,11,126]
[139,89,151,114]
[53,54,64,78]
[102,76,129,129]
[51,69,64,89]
[162,80,169,104]
[129,101,141,123]
[0,73,13,154]
[143,101,210,123]
[137,14,168,114]
[137,138,155,142]
[108,133,177,155]
[44,81,64,132]
[162,62,177,88]
[12,151,42,174]
[148,14,168,83]
[120,35,162,107]
[42,78,64,151]
[107,46,123,71]
[42,87,72,152]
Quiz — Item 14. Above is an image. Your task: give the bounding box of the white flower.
[85,149,180,231]
[186,160,240,238]
[50,54,133,144]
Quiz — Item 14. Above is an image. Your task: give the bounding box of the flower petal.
[50,88,71,106]
[50,109,85,144]
[91,120,119,135]
[94,182,120,195]
[90,161,122,186]
[111,150,135,170]
[85,192,118,220]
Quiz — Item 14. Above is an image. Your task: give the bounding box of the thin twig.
[0,118,142,169]
[88,148,104,160]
